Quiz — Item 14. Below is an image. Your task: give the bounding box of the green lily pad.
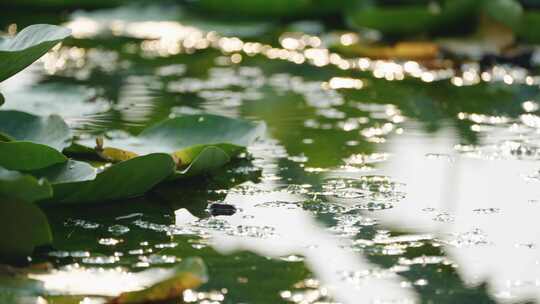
[0,168,53,260]
[0,199,52,260]
[175,146,230,178]
[0,167,52,261]
[347,0,479,36]
[518,11,540,42]
[0,111,71,170]
[29,160,96,185]
[192,0,311,18]
[40,153,175,205]
[192,0,354,18]
[0,110,71,151]
[0,24,71,82]
[0,142,67,171]
[0,167,52,203]
[78,114,265,176]
[483,0,523,29]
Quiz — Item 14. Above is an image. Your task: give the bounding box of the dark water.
[3,4,540,304]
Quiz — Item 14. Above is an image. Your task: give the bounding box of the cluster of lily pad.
[7,0,540,42]
[192,0,540,43]
[0,25,265,260]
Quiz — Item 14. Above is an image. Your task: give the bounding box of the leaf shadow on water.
[37,158,261,255]
[32,159,316,303]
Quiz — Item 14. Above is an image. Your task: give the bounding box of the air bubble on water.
[70,251,91,258]
[339,267,401,285]
[82,256,119,265]
[48,251,70,258]
[64,218,100,229]
[154,242,178,249]
[321,176,405,204]
[472,208,500,215]
[138,254,177,265]
[425,153,454,162]
[129,249,144,255]
[183,289,226,303]
[255,201,302,210]
[230,225,276,238]
[345,153,389,166]
[288,154,309,163]
[432,212,455,223]
[398,256,452,266]
[98,238,122,246]
[301,200,349,214]
[280,278,333,304]
[108,224,130,236]
[441,228,491,247]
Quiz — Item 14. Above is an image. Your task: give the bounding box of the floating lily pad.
[78,114,265,177]
[175,146,230,178]
[0,168,53,260]
[192,0,311,18]
[29,160,97,185]
[191,0,352,18]
[0,199,52,260]
[0,142,67,171]
[0,111,71,170]
[40,153,175,205]
[347,0,479,36]
[0,24,71,82]
[484,0,523,29]
[0,110,71,151]
[0,167,52,203]
[0,83,110,119]
[518,11,540,42]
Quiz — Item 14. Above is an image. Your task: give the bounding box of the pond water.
[3,4,540,304]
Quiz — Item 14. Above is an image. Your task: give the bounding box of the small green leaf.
[0,24,71,82]
[176,146,231,178]
[0,167,52,203]
[0,142,67,171]
[0,110,71,151]
[41,153,175,205]
[0,199,52,260]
